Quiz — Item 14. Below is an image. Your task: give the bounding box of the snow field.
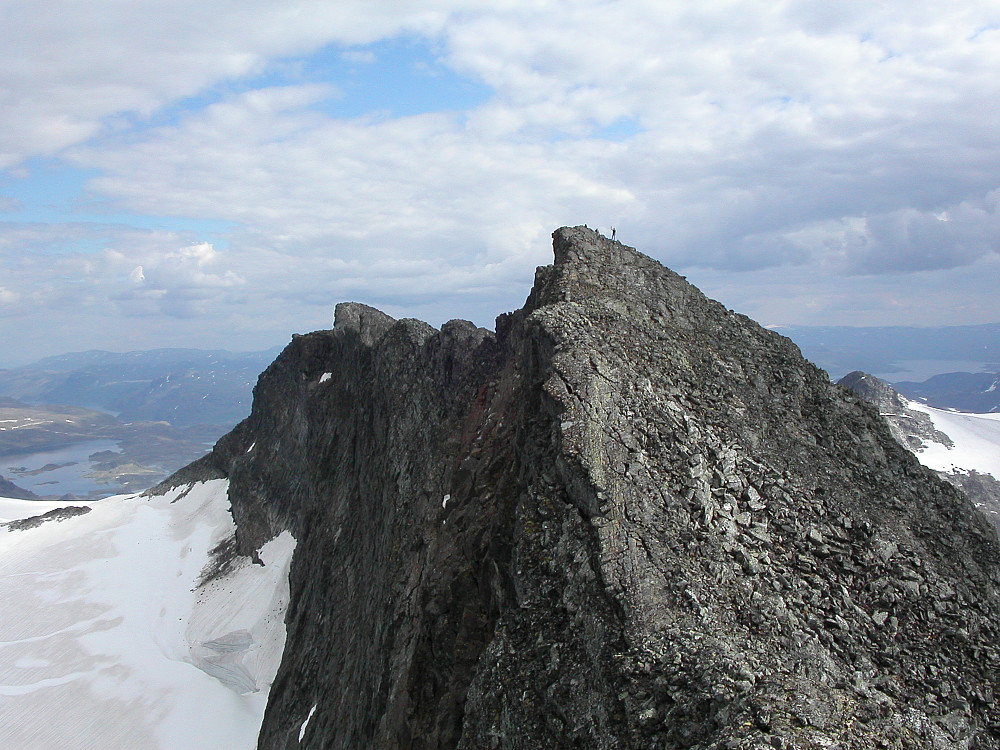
[0,479,295,749]
[908,402,1000,479]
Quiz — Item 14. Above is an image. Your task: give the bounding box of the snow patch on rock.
[298,703,317,742]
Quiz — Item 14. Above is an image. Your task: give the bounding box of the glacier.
[0,479,294,749]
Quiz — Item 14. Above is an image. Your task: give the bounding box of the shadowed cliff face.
[200,227,1000,749]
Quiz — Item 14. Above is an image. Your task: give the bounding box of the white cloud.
[3,0,1000,362]
[58,2,1000,272]
[0,0,483,168]
[70,85,630,274]
[692,252,1000,329]
[111,241,246,320]
[797,193,1000,275]
[170,242,218,268]
[0,223,245,317]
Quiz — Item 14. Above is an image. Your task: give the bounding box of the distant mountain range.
[0,347,283,498]
[779,322,1000,382]
[778,323,1000,413]
[894,371,1000,414]
[0,346,282,428]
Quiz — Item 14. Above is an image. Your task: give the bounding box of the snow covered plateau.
[0,479,294,749]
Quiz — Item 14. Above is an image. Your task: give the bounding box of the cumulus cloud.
[0,222,245,316]
[0,0,487,168]
[3,0,1000,361]
[691,251,1000,329]
[801,195,1000,275]
[58,2,1000,275]
[109,241,246,319]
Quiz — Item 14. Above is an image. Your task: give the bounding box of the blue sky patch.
[1,158,234,246]
[591,117,641,142]
[297,37,493,119]
[130,36,493,134]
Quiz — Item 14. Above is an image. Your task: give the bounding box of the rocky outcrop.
[837,371,953,452]
[949,470,1000,531]
[839,371,1000,534]
[192,227,1000,749]
[3,504,90,531]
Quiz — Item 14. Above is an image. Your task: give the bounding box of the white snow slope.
[908,402,1000,479]
[0,479,295,749]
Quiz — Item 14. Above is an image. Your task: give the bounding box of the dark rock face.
[949,470,1000,531]
[196,227,1000,749]
[838,371,1000,534]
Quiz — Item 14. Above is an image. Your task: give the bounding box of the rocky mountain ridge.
[838,371,1000,533]
[186,227,1000,749]
[895,371,1000,414]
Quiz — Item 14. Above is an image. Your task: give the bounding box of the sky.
[1,1,999,366]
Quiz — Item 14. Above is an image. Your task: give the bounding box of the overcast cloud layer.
[2,1,999,364]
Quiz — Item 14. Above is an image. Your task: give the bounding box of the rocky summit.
[185,227,1000,749]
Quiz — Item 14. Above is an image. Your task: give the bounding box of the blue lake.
[0,440,124,498]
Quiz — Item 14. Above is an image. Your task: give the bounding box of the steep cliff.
[196,227,1000,749]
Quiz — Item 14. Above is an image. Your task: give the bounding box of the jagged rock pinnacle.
[524,226,695,318]
[332,301,396,346]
